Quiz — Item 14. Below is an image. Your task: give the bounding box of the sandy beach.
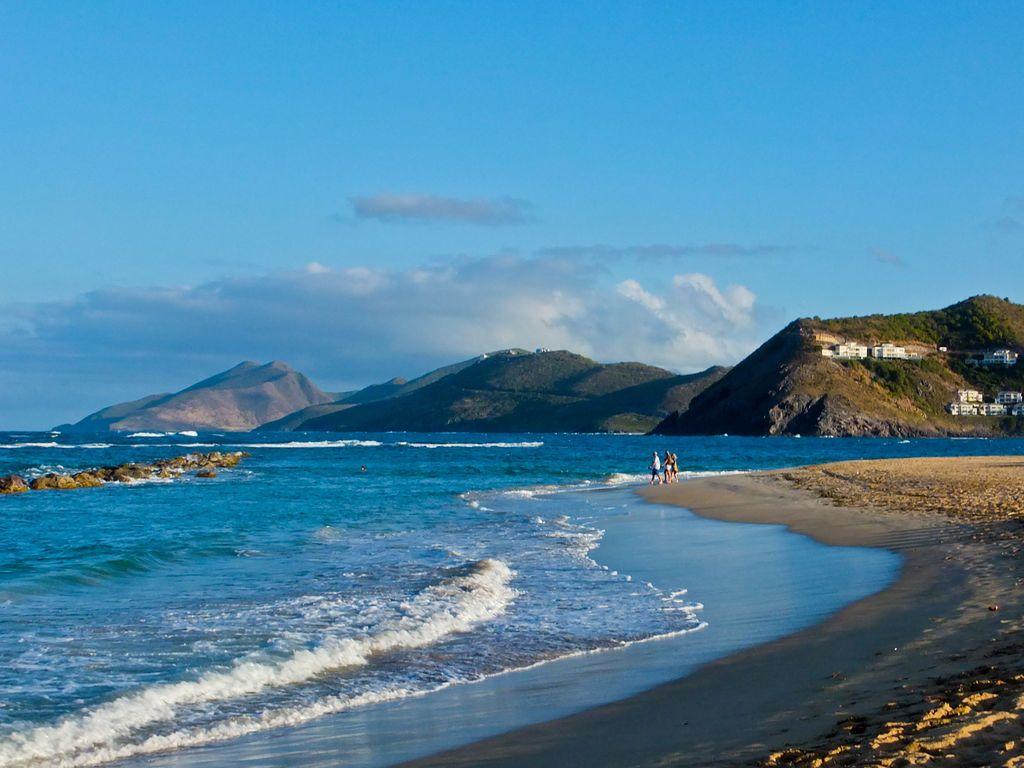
[402,457,1024,767]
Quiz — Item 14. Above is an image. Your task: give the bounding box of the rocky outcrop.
[16,451,248,493]
[0,475,29,494]
[30,474,79,490]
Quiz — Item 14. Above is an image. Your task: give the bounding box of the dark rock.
[0,474,29,494]
[71,471,104,488]
[30,473,78,490]
[17,451,247,492]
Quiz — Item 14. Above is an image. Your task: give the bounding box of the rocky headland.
[0,451,248,494]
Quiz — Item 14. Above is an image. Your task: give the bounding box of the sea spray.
[0,560,516,767]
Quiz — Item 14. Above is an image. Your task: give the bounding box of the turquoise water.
[0,432,1019,767]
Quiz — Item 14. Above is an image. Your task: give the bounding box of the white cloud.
[350,194,533,225]
[0,255,763,427]
[870,248,905,268]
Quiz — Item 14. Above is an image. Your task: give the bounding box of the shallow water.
[0,432,1019,767]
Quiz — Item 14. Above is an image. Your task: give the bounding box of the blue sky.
[2,2,1024,427]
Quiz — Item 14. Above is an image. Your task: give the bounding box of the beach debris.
[0,474,29,494]
[8,451,248,493]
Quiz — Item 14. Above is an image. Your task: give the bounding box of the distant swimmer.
[649,451,662,485]
[360,465,367,472]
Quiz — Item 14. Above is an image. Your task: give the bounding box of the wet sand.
[401,458,1024,767]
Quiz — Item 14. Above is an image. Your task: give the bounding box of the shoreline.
[400,467,1022,767]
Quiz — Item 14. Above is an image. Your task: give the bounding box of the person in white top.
[649,451,662,485]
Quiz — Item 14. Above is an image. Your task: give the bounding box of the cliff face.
[64,361,333,432]
[297,350,727,434]
[654,296,1024,437]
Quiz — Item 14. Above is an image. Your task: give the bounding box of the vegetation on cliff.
[298,350,727,433]
[655,296,1024,437]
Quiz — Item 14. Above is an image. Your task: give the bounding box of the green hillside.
[256,353,496,431]
[655,295,1024,437]
[298,350,727,433]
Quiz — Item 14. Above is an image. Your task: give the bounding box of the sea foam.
[231,440,383,449]
[395,441,544,449]
[0,559,515,768]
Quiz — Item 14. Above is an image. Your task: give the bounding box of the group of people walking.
[649,450,680,485]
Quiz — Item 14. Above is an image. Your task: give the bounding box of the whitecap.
[0,442,112,450]
[231,440,382,449]
[0,559,515,768]
[395,441,544,449]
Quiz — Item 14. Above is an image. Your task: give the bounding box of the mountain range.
[60,295,1024,437]
[295,350,726,433]
[61,351,726,434]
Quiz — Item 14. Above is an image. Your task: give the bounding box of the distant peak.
[262,360,294,372]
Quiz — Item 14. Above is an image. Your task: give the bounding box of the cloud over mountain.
[0,255,762,427]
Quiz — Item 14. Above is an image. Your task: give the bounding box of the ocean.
[0,432,1019,768]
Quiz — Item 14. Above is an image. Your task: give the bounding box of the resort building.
[948,402,979,416]
[957,389,984,403]
[822,342,868,360]
[869,343,909,360]
[980,403,1007,416]
[1013,403,1024,417]
[979,349,1019,366]
[995,391,1023,405]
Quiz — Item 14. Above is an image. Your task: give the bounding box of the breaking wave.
[230,440,383,449]
[0,559,515,768]
[0,443,114,450]
[395,441,544,449]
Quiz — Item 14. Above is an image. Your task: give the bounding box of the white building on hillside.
[948,402,979,416]
[981,349,1019,366]
[1012,403,1024,417]
[980,403,1007,416]
[823,342,868,360]
[869,343,909,360]
[957,389,984,403]
[996,391,1023,405]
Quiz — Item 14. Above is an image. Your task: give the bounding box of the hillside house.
[869,343,909,360]
[948,402,980,415]
[822,342,868,360]
[1013,403,1024,417]
[980,349,1019,366]
[996,391,1023,405]
[957,389,984,403]
[980,403,1008,416]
